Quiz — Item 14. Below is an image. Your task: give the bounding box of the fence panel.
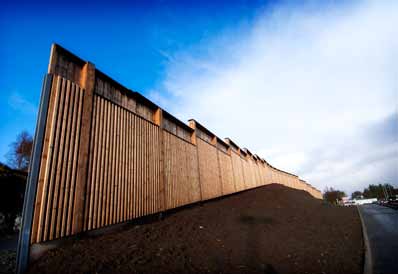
[197,138,222,200]
[84,96,162,231]
[163,131,201,209]
[231,152,245,191]
[217,150,236,195]
[30,76,84,243]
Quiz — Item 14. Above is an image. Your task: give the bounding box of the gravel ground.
[0,233,18,274]
[27,184,363,274]
[0,250,16,274]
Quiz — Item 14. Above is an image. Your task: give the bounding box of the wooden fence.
[17,44,322,273]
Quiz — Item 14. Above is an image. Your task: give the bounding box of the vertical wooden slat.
[66,84,83,236]
[109,102,114,225]
[61,83,79,236]
[32,76,60,243]
[105,100,112,226]
[135,118,140,217]
[112,106,120,224]
[157,128,161,211]
[153,127,157,211]
[146,122,150,214]
[113,105,118,224]
[122,109,127,221]
[96,98,103,228]
[125,110,129,219]
[55,80,74,238]
[92,98,103,229]
[124,112,128,220]
[148,124,152,214]
[144,119,148,214]
[87,96,100,230]
[43,78,66,241]
[133,116,138,218]
[139,118,143,217]
[82,85,93,231]
[117,107,122,223]
[150,125,154,214]
[127,112,132,220]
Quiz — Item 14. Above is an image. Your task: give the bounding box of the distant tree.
[323,187,346,205]
[362,184,395,199]
[7,131,33,172]
[351,191,363,200]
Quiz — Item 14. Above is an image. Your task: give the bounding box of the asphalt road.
[358,204,398,274]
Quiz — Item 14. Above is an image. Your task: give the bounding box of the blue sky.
[1,0,397,194]
[0,0,266,160]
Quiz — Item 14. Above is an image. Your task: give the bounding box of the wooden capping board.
[163,110,194,143]
[50,44,161,125]
[163,110,195,133]
[239,149,247,158]
[224,138,240,155]
[95,74,158,123]
[242,148,253,158]
[133,91,160,113]
[188,119,217,145]
[49,44,85,68]
[95,69,132,100]
[48,44,85,85]
[216,137,230,155]
[272,166,297,178]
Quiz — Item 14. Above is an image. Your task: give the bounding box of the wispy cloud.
[148,0,398,194]
[8,92,37,115]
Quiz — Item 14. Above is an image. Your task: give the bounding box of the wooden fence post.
[188,120,203,201]
[72,62,95,234]
[153,108,165,212]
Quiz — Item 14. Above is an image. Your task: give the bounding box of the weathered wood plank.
[72,62,95,234]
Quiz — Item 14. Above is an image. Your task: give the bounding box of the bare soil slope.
[28,184,363,274]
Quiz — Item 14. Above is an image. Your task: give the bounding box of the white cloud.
[149,0,398,194]
[8,92,37,114]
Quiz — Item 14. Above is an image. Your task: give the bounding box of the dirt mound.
[28,184,363,274]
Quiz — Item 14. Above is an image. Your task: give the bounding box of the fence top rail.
[50,43,162,116]
[224,138,240,152]
[216,136,230,150]
[48,43,86,71]
[261,158,271,166]
[253,154,262,161]
[188,119,217,139]
[242,148,253,157]
[133,90,160,112]
[240,149,247,157]
[163,110,194,133]
[271,166,298,178]
[250,154,259,163]
[95,69,134,100]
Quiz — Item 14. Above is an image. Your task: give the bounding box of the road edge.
[357,205,373,274]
